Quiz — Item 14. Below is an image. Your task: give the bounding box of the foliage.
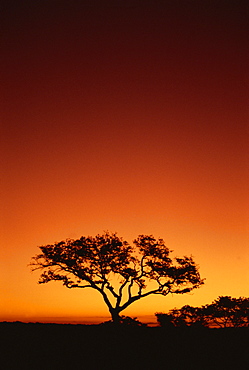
[204,296,249,328]
[155,296,249,328]
[156,305,206,328]
[30,232,204,323]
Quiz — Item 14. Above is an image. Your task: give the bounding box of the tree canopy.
[156,296,249,328]
[30,232,204,324]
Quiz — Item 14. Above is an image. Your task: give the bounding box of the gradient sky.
[1,0,248,324]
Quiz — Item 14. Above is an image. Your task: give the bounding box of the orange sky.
[1,1,248,325]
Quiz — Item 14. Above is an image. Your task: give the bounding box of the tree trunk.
[110,308,122,325]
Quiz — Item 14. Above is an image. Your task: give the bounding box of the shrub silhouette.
[30,231,204,324]
[100,315,146,327]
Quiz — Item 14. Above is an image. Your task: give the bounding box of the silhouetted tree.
[156,296,249,328]
[203,296,249,328]
[156,305,207,328]
[30,232,204,324]
[155,313,176,329]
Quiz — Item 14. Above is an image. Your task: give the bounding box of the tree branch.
[115,276,130,308]
[126,255,146,298]
[119,287,163,312]
[66,284,93,289]
[128,278,134,300]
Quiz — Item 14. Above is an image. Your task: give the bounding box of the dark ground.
[0,322,248,370]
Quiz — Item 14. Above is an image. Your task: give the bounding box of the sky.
[1,0,248,325]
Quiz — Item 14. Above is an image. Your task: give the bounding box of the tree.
[203,296,249,328]
[156,305,208,328]
[30,232,204,324]
[155,296,249,328]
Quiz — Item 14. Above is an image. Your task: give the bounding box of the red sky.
[1,0,248,324]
